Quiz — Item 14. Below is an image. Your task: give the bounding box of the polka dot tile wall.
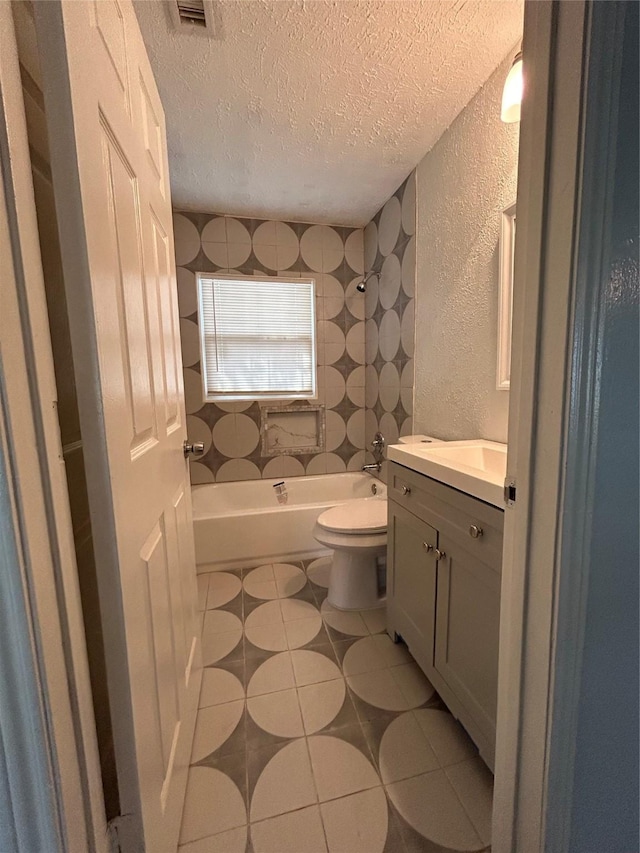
[363,173,417,461]
[173,213,367,482]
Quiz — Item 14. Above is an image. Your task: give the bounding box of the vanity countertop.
[387,439,507,508]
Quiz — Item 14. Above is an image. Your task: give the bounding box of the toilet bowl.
[313,498,387,611]
[313,436,446,611]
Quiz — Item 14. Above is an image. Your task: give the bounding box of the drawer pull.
[422,542,434,553]
[434,548,446,560]
[402,486,411,496]
[469,525,484,539]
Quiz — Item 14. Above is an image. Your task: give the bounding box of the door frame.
[31,1,201,848]
[494,1,631,850]
[1,0,628,850]
[494,2,588,847]
[0,5,107,851]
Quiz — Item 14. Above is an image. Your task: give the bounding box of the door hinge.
[504,478,517,506]
[107,818,122,853]
[107,815,137,853]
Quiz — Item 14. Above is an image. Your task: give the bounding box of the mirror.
[497,202,516,390]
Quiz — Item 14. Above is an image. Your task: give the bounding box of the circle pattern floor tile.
[251,805,327,853]
[343,635,434,710]
[306,556,332,588]
[250,735,381,830]
[321,598,387,637]
[307,735,380,802]
[186,545,496,853]
[247,650,342,698]
[244,599,321,651]
[178,826,247,853]
[298,678,346,734]
[320,787,388,853]
[199,667,245,709]
[243,563,307,600]
[250,738,316,822]
[341,634,413,677]
[201,611,243,665]
[207,572,242,609]
[386,769,485,851]
[379,711,440,784]
[191,700,244,762]
[247,688,304,739]
[380,710,492,849]
[180,766,246,846]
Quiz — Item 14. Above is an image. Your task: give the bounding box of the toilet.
[313,497,388,610]
[313,434,445,611]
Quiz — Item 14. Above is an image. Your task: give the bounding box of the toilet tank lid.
[317,498,387,534]
[397,434,444,444]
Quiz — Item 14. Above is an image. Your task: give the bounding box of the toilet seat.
[316,498,387,535]
[314,497,388,611]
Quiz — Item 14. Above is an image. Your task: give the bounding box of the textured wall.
[174,213,367,482]
[414,53,520,444]
[362,173,416,463]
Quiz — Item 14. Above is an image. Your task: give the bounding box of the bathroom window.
[196,273,317,402]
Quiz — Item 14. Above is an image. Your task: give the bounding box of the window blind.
[197,275,317,401]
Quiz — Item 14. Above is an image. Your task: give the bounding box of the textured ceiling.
[134,0,523,225]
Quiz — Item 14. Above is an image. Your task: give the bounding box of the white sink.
[387,439,507,508]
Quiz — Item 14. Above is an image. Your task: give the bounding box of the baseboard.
[196,547,331,574]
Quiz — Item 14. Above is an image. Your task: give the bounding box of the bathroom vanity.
[386,441,506,771]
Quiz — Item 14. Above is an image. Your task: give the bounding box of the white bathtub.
[192,472,386,571]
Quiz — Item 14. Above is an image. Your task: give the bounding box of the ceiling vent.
[169,0,215,34]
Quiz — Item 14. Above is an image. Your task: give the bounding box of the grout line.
[304,734,330,852]
[315,781,384,809]
[197,553,490,852]
[247,800,322,827]
[442,759,491,849]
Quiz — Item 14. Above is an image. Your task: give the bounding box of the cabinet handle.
[402,486,411,496]
[469,525,484,539]
[422,542,433,553]
[434,548,446,560]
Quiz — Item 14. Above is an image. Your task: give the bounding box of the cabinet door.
[387,501,438,679]
[434,532,501,753]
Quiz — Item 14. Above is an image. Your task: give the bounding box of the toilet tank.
[396,434,446,445]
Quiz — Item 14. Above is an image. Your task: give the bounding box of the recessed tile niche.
[261,406,325,456]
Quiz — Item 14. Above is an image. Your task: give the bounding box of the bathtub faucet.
[362,432,385,474]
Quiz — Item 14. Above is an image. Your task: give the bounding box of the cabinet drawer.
[388,463,436,515]
[389,462,504,572]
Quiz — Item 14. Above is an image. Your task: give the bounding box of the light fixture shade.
[501,53,523,123]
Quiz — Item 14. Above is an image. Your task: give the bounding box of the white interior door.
[32,1,200,850]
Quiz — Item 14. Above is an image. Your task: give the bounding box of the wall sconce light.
[501,51,523,123]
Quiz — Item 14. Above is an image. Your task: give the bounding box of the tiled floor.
[183,556,493,853]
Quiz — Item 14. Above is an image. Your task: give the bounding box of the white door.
[32,1,200,850]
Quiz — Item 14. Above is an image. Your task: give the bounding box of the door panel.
[33,1,200,849]
[140,76,166,196]
[102,127,158,450]
[387,501,438,680]
[92,0,130,112]
[173,486,198,686]
[434,534,501,756]
[151,213,181,431]
[142,520,180,770]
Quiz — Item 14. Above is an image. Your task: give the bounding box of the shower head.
[356,271,378,293]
